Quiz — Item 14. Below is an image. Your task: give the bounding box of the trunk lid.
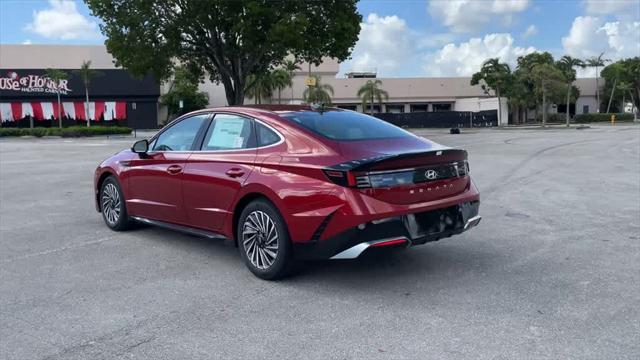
[332,138,470,205]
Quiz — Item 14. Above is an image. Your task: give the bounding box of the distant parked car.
[94,105,481,279]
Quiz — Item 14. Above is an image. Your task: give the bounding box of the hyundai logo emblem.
[425,169,438,180]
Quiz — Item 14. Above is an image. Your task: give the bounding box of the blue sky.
[1,0,638,77]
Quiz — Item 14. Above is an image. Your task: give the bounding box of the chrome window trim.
[144,111,285,155]
[191,116,284,154]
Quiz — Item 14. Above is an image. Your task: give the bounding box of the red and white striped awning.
[0,101,127,122]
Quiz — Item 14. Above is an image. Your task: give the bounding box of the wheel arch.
[228,188,285,247]
[95,170,117,212]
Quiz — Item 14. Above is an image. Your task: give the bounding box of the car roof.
[206,104,343,115]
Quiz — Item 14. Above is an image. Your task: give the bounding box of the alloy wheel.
[242,210,279,270]
[101,183,121,226]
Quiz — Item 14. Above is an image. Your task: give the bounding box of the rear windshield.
[278,110,412,141]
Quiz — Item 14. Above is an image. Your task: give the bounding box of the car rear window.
[278,110,412,141]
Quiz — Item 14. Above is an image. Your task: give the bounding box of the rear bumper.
[293,200,480,260]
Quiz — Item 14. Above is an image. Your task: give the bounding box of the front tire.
[100,176,131,231]
[237,199,294,280]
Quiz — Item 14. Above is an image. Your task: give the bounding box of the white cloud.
[428,0,530,33]
[521,25,538,38]
[340,13,414,76]
[562,16,640,76]
[22,39,32,45]
[583,0,637,15]
[562,16,608,58]
[418,33,459,48]
[24,0,101,40]
[423,33,537,76]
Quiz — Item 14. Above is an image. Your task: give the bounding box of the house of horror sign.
[0,69,159,99]
[0,69,160,129]
[0,72,72,95]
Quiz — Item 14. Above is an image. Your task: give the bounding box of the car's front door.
[182,113,257,232]
[125,113,211,225]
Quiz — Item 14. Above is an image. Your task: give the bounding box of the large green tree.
[556,56,584,126]
[600,58,640,118]
[357,80,388,115]
[86,0,361,106]
[470,58,512,125]
[508,75,533,124]
[617,82,634,114]
[531,63,566,126]
[513,52,556,123]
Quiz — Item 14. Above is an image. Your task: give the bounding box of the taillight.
[323,169,357,187]
[324,160,469,189]
[325,161,469,188]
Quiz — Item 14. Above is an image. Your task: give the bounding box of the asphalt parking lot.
[1,124,639,360]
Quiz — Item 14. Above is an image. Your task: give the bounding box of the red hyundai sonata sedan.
[95,105,480,279]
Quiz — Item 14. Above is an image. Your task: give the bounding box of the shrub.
[0,126,132,138]
[574,113,634,123]
[535,113,566,123]
[0,128,26,137]
[30,128,48,137]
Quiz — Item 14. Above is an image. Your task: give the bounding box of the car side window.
[201,114,256,151]
[152,114,209,151]
[257,123,280,147]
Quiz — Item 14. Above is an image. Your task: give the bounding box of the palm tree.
[245,73,273,104]
[617,82,633,113]
[302,75,334,105]
[557,56,585,126]
[470,58,512,126]
[73,60,102,127]
[357,80,389,115]
[45,68,68,128]
[585,52,610,112]
[605,63,623,113]
[271,69,292,104]
[282,59,301,102]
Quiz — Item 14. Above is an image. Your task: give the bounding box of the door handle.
[225,168,245,178]
[166,165,183,175]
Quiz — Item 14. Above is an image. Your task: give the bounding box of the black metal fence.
[374,110,498,128]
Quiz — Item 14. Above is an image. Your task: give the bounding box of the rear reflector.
[370,238,408,247]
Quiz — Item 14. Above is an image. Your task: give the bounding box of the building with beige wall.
[1,44,602,127]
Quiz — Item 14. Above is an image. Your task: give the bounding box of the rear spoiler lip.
[326,148,467,172]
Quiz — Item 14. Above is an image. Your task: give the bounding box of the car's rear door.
[125,113,211,225]
[182,113,258,232]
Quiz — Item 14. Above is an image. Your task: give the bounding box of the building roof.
[0,44,118,69]
[0,44,603,103]
[328,77,490,101]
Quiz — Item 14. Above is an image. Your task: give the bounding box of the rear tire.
[237,199,294,280]
[100,176,131,231]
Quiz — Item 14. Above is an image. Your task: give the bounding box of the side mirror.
[131,139,149,154]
